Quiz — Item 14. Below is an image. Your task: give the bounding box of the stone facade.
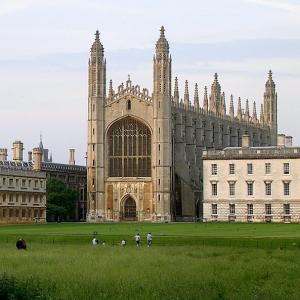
[0,141,87,222]
[87,27,277,222]
[0,161,46,224]
[203,138,299,223]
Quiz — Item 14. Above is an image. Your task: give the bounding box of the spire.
[184,80,190,109]
[194,83,199,112]
[155,26,169,56]
[108,79,113,98]
[203,86,208,112]
[221,92,226,116]
[252,101,258,123]
[210,73,221,114]
[237,97,242,120]
[39,134,44,150]
[174,77,179,105]
[245,99,250,121]
[126,74,132,88]
[260,103,264,124]
[229,95,234,118]
[91,30,104,59]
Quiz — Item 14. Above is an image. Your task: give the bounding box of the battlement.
[106,75,152,104]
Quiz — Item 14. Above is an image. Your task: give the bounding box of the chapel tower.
[264,70,278,145]
[152,26,172,220]
[87,30,106,221]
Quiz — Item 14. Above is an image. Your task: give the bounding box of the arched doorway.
[122,197,137,221]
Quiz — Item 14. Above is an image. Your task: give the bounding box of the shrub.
[0,273,54,300]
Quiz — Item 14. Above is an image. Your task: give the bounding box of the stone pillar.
[69,149,75,165]
[32,147,42,171]
[0,148,8,161]
[12,141,24,161]
[28,151,33,162]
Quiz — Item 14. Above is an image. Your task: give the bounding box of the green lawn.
[1,223,300,299]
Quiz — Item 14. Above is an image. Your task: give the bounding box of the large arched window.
[108,117,151,177]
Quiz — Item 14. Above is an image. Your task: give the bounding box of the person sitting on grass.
[134,233,141,247]
[16,238,26,250]
[121,239,126,247]
[92,237,98,246]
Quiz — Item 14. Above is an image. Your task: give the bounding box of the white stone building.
[203,135,299,223]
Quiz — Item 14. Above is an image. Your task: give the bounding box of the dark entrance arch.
[122,197,137,221]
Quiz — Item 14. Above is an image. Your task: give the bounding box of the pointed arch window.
[108,117,151,177]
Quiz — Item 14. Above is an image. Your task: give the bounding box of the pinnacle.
[268,70,272,79]
[95,30,100,41]
[160,26,165,37]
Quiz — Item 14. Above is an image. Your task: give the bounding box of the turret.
[263,70,278,145]
[87,30,106,221]
[153,26,172,221]
[221,92,226,116]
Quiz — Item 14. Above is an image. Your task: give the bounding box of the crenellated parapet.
[171,72,275,129]
[106,75,152,104]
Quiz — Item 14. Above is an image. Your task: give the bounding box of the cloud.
[244,0,300,13]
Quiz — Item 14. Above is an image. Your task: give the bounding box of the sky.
[0,0,299,165]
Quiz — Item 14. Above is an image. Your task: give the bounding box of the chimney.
[28,151,33,162]
[0,148,8,161]
[277,134,286,147]
[242,134,250,148]
[69,149,75,165]
[32,147,42,171]
[12,141,24,161]
[285,136,293,147]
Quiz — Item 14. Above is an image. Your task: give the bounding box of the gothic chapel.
[87,27,277,222]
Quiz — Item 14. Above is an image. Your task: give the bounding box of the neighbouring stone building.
[87,27,278,222]
[202,134,299,223]
[0,142,46,224]
[0,140,87,223]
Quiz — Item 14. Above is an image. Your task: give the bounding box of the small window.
[212,204,217,215]
[265,182,272,196]
[229,164,235,175]
[283,182,290,196]
[229,182,235,196]
[127,99,131,110]
[247,182,254,196]
[211,183,218,196]
[9,178,13,186]
[284,204,290,215]
[3,178,6,185]
[265,204,272,215]
[265,163,271,174]
[283,163,290,175]
[229,204,235,215]
[247,163,253,175]
[247,204,253,215]
[211,164,218,175]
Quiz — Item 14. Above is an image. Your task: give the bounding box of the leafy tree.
[46,178,78,222]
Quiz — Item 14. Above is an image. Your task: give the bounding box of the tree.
[46,177,78,222]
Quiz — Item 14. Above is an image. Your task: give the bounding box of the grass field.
[1,223,300,299]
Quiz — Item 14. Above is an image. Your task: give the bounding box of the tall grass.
[1,242,300,299]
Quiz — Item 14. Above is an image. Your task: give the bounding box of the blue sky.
[0,0,299,164]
